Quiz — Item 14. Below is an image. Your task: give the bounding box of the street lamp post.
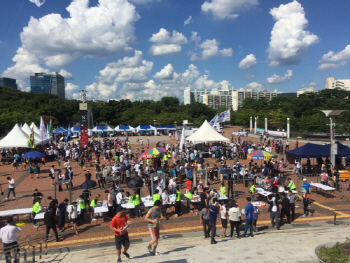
[254,116,258,134]
[154,119,156,127]
[321,110,344,169]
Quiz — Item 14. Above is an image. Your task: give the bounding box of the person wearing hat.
[6,177,15,200]
[302,178,311,193]
[0,216,21,263]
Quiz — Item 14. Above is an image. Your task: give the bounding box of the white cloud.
[238,54,257,69]
[268,1,318,66]
[191,38,232,61]
[246,82,263,90]
[191,32,201,46]
[266,70,292,84]
[201,0,258,19]
[309,82,317,86]
[184,16,194,25]
[65,83,80,99]
[243,74,255,79]
[317,63,340,70]
[2,0,140,89]
[153,64,175,80]
[194,75,232,90]
[58,69,73,79]
[320,45,350,62]
[148,28,187,57]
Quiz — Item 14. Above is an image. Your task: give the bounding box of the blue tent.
[52,128,65,134]
[156,125,166,130]
[58,127,67,132]
[166,125,176,130]
[72,127,80,132]
[286,142,350,158]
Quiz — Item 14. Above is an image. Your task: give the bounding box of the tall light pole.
[154,119,156,127]
[287,118,290,139]
[254,116,258,134]
[250,116,253,132]
[320,110,344,168]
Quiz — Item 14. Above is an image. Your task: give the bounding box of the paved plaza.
[39,221,350,263]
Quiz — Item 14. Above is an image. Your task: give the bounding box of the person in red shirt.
[185,178,192,193]
[110,208,132,262]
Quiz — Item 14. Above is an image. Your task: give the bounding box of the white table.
[121,203,135,209]
[284,190,298,194]
[184,194,201,203]
[0,208,32,217]
[256,188,272,197]
[94,206,109,213]
[34,212,45,220]
[310,183,336,199]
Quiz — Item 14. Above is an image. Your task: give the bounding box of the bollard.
[15,249,20,263]
[45,240,48,255]
[334,213,337,226]
[31,245,35,263]
[23,248,27,263]
[39,243,42,259]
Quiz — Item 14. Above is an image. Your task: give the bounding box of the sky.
[0,0,349,101]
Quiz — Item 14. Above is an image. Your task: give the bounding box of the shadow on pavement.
[132,246,195,259]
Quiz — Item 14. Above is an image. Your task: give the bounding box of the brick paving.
[0,126,349,250]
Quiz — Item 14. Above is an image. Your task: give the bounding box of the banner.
[39,116,46,140]
[64,124,71,142]
[217,109,230,123]
[29,0,46,7]
[27,127,35,148]
[49,119,53,136]
[209,115,218,126]
[179,127,185,152]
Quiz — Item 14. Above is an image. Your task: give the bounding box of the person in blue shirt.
[208,198,223,245]
[302,178,311,193]
[242,197,254,237]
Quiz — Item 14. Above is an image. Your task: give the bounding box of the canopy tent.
[247,150,277,161]
[186,120,230,143]
[29,122,41,135]
[156,125,166,130]
[135,125,157,131]
[166,125,176,130]
[286,142,337,158]
[0,124,41,148]
[21,123,43,143]
[92,126,114,132]
[324,142,350,157]
[58,127,67,132]
[71,127,80,132]
[115,125,134,131]
[52,128,65,134]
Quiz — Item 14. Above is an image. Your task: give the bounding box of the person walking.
[280,193,291,225]
[228,201,241,238]
[132,190,141,218]
[288,190,298,221]
[242,197,254,237]
[220,200,228,238]
[174,186,182,217]
[199,206,211,238]
[76,195,86,224]
[252,204,260,232]
[6,177,15,200]
[44,207,59,242]
[49,165,55,186]
[58,198,69,232]
[145,200,163,256]
[302,192,312,217]
[110,208,131,262]
[267,193,281,230]
[208,198,223,244]
[68,201,79,235]
[0,216,21,263]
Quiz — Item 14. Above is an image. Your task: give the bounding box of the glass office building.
[30,72,65,99]
[0,77,18,90]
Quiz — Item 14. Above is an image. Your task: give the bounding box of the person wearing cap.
[0,216,21,263]
[58,198,69,232]
[6,177,15,200]
[302,178,311,193]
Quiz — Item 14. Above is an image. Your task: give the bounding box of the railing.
[0,237,48,263]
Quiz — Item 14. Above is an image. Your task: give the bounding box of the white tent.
[115,125,135,131]
[0,124,37,148]
[186,120,230,143]
[135,125,157,131]
[30,122,41,135]
[22,123,43,144]
[91,126,114,132]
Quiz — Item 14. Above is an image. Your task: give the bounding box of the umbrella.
[141,147,167,159]
[247,150,277,161]
[22,151,46,159]
[127,176,144,189]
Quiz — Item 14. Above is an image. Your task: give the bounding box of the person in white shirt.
[6,177,15,200]
[220,202,228,238]
[0,216,21,263]
[161,189,169,220]
[116,190,124,212]
[49,165,55,186]
[67,201,79,235]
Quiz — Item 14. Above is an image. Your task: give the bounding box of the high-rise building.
[0,77,18,90]
[30,72,65,99]
[184,86,283,111]
[326,77,350,91]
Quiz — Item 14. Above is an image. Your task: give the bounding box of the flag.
[27,127,35,149]
[49,119,53,136]
[179,127,185,152]
[29,0,45,7]
[64,125,71,142]
[217,109,230,123]
[209,115,219,126]
[39,116,46,140]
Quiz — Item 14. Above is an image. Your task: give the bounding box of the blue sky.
[0,0,349,101]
